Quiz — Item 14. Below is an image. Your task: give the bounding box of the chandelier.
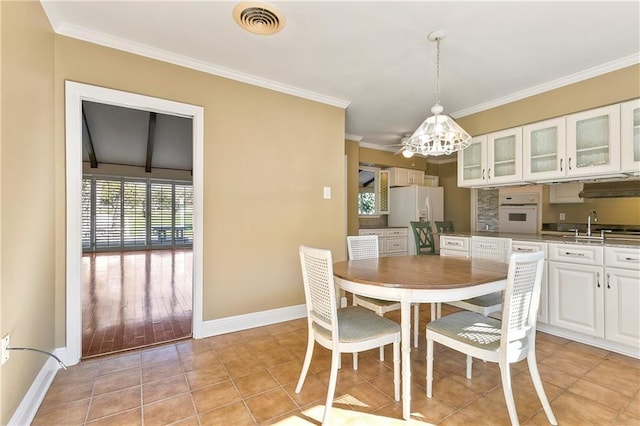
[402,31,471,158]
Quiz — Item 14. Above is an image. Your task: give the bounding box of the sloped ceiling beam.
[82,105,98,168]
[145,112,157,173]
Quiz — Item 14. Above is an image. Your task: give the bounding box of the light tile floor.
[34,304,640,425]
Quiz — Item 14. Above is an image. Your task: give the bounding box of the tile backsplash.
[476,189,499,231]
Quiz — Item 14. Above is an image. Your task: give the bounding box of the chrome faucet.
[587,210,598,236]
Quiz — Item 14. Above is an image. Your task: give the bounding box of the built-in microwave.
[498,193,540,234]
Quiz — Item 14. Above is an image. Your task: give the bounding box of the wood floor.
[82,249,193,358]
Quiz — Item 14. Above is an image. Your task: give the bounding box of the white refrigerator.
[388,186,444,255]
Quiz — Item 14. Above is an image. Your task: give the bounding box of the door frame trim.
[64,81,204,364]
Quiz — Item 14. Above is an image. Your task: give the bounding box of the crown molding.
[359,141,396,152]
[49,20,351,109]
[345,134,363,142]
[452,54,640,118]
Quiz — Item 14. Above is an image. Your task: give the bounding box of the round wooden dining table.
[333,255,508,420]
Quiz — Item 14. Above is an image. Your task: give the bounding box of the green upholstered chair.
[410,221,437,255]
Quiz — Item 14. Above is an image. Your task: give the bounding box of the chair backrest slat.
[410,221,436,254]
[299,246,337,333]
[435,220,455,233]
[471,236,512,263]
[501,251,545,345]
[347,235,379,260]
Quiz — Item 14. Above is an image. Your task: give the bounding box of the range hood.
[579,181,640,198]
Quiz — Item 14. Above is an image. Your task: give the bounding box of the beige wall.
[54,36,346,329]
[1,1,55,422]
[426,161,471,232]
[457,65,640,136]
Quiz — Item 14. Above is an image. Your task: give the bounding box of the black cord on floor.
[7,347,67,370]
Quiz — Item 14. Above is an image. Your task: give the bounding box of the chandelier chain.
[435,38,440,107]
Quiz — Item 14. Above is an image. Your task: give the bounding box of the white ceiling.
[43,1,640,152]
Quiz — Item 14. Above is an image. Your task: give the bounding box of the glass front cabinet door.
[523,117,566,181]
[566,104,621,177]
[621,99,640,176]
[486,127,522,184]
[457,135,487,187]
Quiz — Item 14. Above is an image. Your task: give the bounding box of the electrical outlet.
[1,334,9,365]
[560,213,566,221]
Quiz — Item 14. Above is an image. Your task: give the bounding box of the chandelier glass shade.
[402,33,471,158]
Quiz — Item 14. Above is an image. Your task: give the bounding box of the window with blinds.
[82,176,193,251]
[82,178,92,249]
[150,182,173,247]
[123,181,147,247]
[174,184,194,245]
[95,179,122,248]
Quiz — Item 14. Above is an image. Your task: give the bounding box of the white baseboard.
[8,353,64,426]
[200,304,307,338]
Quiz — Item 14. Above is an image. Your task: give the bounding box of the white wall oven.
[498,193,539,234]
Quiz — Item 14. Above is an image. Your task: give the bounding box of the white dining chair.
[347,235,420,352]
[296,245,400,425]
[426,251,557,426]
[444,236,512,317]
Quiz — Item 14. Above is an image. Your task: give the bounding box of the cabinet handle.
[482,169,485,180]
[516,247,533,252]
[487,168,491,180]
[559,158,563,172]
[564,251,585,257]
[606,272,611,289]
[568,157,572,170]
[597,271,600,288]
[625,257,639,261]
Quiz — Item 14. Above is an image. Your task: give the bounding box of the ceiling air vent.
[233,2,285,36]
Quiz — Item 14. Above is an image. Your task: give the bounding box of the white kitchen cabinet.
[620,98,640,175]
[523,117,566,181]
[457,127,522,187]
[439,235,470,258]
[487,127,523,184]
[358,228,408,257]
[565,104,621,177]
[513,240,548,324]
[548,182,584,204]
[549,258,604,338]
[604,246,640,349]
[458,135,487,187]
[386,167,424,187]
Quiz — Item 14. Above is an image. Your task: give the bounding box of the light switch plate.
[559,213,565,221]
[323,186,331,199]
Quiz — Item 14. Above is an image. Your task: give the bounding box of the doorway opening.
[65,81,204,365]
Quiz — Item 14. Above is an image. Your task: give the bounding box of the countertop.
[442,231,640,249]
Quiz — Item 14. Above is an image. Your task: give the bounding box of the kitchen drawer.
[359,229,385,237]
[440,249,470,258]
[385,237,408,253]
[605,246,640,270]
[513,240,548,258]
[549,243,603,266]
[440,236,470,252]
[385,228,408,237]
